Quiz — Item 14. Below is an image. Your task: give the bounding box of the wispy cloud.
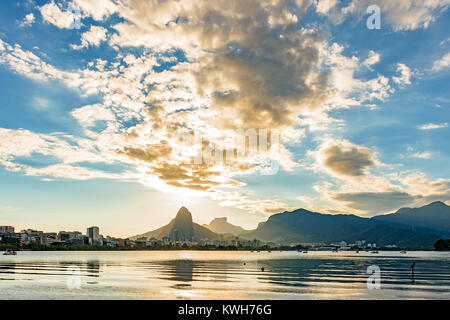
[363,50,381,70]
[315,0,450,31]
[19,13,35,27]
[71,26,108,50]
[0,0,449,219]
[411,152,432,159]
[419,123,448,130]
[432,52,450,72]
[392,63,412,86]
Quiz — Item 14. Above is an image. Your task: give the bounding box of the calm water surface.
[1,251,449,299]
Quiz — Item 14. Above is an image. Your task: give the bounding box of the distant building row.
[134,235,262,248]
[0,225,127,247]
[1,225,264,248]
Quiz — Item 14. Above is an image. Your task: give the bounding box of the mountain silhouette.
[203,217,247,236]
[171,207,194,240]
[241,206,441,248]
[242,208,370,243]
[372,201,450,237]
[130,202,448,248]
[131,207,219,241]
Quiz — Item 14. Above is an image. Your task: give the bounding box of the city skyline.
[0,1,449,238]
[2,200,448,248]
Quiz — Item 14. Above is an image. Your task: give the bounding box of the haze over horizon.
[131,201,450,249]
[0,0,449,238]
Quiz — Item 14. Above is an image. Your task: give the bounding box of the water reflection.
[259,258,371,287]
[0,263,16,277]
[154,260,194,290]
[0,251,449,299]
[152,260,238,284]
[86,260,100,277]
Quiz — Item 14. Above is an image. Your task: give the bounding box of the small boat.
[371,250,379,254]
[3,249,17,256]
[268,250,272,253]
[332,248,338,252]
[355,250,360,253]
[400,250,407,254]
[302,250,308,254]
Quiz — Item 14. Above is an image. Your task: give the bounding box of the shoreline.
[6,248,439,252]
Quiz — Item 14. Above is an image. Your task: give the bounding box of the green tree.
[434,239,450,251]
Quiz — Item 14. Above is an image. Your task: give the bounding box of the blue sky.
[0,0,449,237]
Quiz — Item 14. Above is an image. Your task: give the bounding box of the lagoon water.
[0,251,449,299]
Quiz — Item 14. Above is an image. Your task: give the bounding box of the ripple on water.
[0,251,450,299]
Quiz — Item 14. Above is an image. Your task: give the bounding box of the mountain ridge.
[203,217,247,236]
[242,206,441,248]
[372,201,450,237]
[130,207,220,241]
[130,201,449,248]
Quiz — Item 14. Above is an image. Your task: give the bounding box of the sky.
[0,0,449,238]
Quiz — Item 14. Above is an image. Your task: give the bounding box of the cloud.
[118,142,173,164]
[399,173,450,198]
[71,26,108,50]
[302,171,450,216]
[392,63,412,86]
[24,164,122,181]
[314,0,338,15]
[0,128,118,171]
[0,34,291,212]
[0,125,129,181]
[0,128,49,159]
[319,43,394,109]
[39,1,77,29]
[342,0,450,31]
[0,19,394,216]
[411,152,432,159]
[392,173,450,207]
[70,104,117,137]
[363,50,380,69]
[105,0,395,132]
[0,37,151,98]
[0,38,75,82]
[332,191,414,213]
[432,52,450,71]
[440,37,450,46]
[313,140,379,178]
[419,123,448,130]
[2,0,447,218]
[19,13,35,27]
[71,0,450,33]
[73,0,118,21]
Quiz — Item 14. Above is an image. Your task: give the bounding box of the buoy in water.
[261,267,264,272]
